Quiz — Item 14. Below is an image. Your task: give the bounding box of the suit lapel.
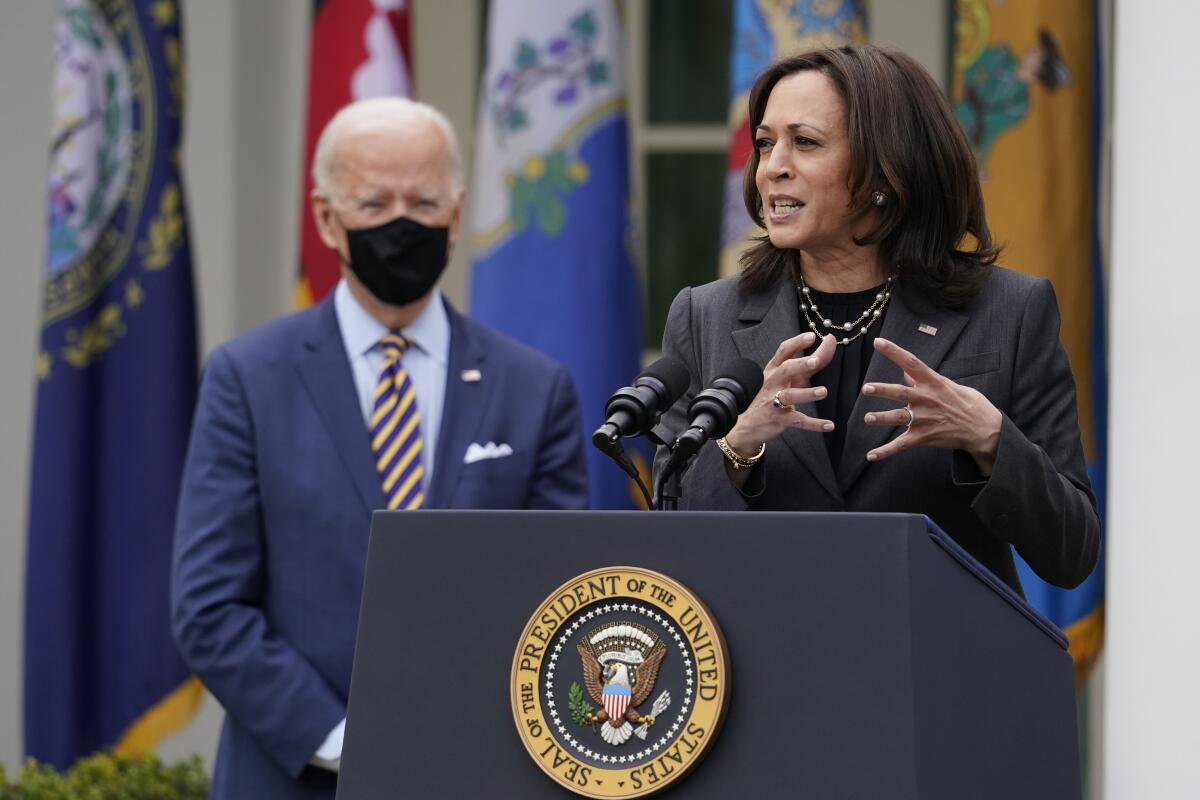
[731,279,842,502]
[836,285,968,492]
[296,299,386,514]
[428,302,493,508]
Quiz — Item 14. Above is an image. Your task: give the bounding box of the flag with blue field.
[27,0,202,768]
[470,0,642,509]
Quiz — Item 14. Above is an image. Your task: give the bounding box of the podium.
[337,511,1080,799]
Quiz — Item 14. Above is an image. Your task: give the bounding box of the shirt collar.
[334,279,450,365]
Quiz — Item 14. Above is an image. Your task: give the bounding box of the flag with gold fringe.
[27,0,202,768]
[952,0,1106,684]
[721,0,867,277]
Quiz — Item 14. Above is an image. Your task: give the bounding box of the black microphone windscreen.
[715,358,764,411]
[638,356,692,404]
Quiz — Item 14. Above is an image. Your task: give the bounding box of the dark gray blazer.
[654,267,1100,592]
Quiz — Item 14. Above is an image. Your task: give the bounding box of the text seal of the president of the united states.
[511,566,730,797]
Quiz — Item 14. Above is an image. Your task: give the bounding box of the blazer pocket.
[939,351,1000,381]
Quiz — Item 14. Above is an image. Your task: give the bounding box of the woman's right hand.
[722,332,837,457]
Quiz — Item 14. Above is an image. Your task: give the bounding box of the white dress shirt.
[312,281,451,771]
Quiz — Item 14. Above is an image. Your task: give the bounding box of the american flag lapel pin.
[918,323,938,336]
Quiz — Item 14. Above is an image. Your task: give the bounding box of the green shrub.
[0,752,208,799]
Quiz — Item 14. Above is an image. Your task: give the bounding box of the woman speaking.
[655,46,1099,592]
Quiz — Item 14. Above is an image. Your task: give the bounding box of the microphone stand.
[648,424,685,511]
[654,468,683,511]
[592,422,692,511]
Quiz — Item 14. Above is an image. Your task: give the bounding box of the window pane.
[645,152,725,348]
[647,1,732,123]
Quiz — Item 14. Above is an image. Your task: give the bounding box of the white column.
[0,0,56,772]
[1105,1,1200,797]
[412,1,481,309]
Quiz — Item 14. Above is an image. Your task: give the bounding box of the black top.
[801,282,891,471]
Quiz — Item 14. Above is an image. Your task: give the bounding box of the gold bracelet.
[715,436,765,470]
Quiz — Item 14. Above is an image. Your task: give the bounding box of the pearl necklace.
[796,274,896,346]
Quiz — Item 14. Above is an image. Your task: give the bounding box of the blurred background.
[0,1,1196,797]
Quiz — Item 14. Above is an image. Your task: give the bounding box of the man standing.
[172,98,588,799]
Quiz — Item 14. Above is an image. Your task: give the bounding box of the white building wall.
[1103,1,1200,797]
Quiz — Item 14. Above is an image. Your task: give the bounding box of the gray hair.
[311,96,464,197]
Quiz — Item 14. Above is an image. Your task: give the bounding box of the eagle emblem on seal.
[573,622,672,746]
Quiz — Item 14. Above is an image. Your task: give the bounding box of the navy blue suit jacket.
[172,297,587,799]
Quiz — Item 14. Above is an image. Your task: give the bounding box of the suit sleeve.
[964,277,1101,588]
[171,346,345,778]
[653,286,756,510]
[525,364,589,509]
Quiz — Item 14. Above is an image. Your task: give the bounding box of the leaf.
[514,40,538,69]
[65,7,102,48]
[5,753,208,796]
[535,194,566,236]
[570,11,597,40]
[99,150,117,183]
[85,190,103,226]
[543,152,572,191]
[48,223,78,260]
[587,60,609,86]
[568,681,596,726]
[104,71,121,136]
[506,106,528,132]
[510,179,534,232]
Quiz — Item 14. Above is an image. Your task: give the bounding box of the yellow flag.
[953,0,1104,685]
[952,0,1096,458]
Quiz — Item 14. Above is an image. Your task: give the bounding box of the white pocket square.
[463,441,514,464]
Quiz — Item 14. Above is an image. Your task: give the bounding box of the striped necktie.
[371,332,425,510]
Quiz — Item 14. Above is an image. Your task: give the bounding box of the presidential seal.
[511,567,729,798]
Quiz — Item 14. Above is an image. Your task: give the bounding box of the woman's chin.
[766,227,805,250]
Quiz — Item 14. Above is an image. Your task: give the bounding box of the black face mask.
[337,214,450,306]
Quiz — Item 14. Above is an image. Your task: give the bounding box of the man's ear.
[447,188,466,250]
[311,191,341,250]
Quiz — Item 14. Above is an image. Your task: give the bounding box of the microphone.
[664,358,764,472]
[592,357,692,453]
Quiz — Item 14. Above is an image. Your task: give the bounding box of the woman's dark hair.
[739,45,998,308]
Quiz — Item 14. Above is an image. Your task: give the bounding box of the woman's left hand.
[861,338,1003,474]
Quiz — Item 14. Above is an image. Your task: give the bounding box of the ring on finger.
[902,405,915,428]
[772,389,787,410]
